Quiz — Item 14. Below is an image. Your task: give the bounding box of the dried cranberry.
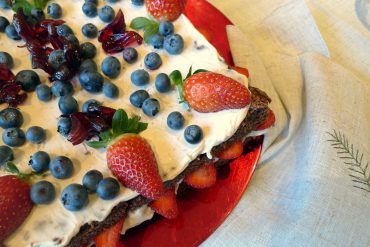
[102,32,143,54]
[0,65,27,107]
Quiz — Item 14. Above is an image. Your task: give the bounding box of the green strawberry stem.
[4,162,42,182]
[86,109,148,149]
[130,17,159,43]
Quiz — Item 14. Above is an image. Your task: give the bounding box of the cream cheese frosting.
[0,1,249,246]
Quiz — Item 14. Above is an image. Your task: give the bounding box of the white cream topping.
[0,1,249,246]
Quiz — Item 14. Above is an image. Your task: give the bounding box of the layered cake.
[0,0,274,246]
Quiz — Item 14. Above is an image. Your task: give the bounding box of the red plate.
[122,1,263,246]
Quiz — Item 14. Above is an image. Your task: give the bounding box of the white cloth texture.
[202,0,370,246]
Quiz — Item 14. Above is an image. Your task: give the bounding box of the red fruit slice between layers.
[149,187,179,219]
[95,219,125,247]
[184,163,217,189]
[218,141,244,160]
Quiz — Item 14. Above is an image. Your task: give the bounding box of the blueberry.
[131,0,144,6]
[131,69,150,86]
[79,71,104,93]
[85,0,98,4]
[56,24,73,37]
[82,2,97,18]
[82,99,101,112]
[80,42,97,59]
[61,184,88,211]
[149,34,164,49]
[159,21,174,37]
[122,47,138,64]
[48,49,66,69]
[26,126,46,144]
[0,108,23,129]
[79,59,98,73]
[130,90,149,108]
[31,8,45,21]
[101,56,121,79]
[47,3,62,19]
[164,34,184,55]
[58,96,78,114]
[15,70,41,92]
[155,73,171,93]
[30,181,56,205]
[0,16,10,32]
[184,125,203,144]
[0,145,13,166]
[57,117,72,137]
[29,151,50,173]
[5,24,21,40]
[36,84,52,102]
[142,98,160,117]
[0,51,13,68]
[50,156,74,179]
[65,34,79,46]
[106,0,119,3]
[167,111,185,130]
[144,52,162,70]
[96,177,120,200]
[2,128,26,147]
[103,82,119,98]
[98,5,115,23]
[51,81,74,97]
[0,0,10,9]
[82,170,103,193]
[82,23,98,38]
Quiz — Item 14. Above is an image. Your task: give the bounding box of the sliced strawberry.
[184,72,251,113]
[149,187,178,219]
[0,175,33,242]
[146,0,185,22]
[230,65,249,78]
[218,141,244,160]
[107,134,164,200]
[256,109,275,130]
[95,219,125,247]
[184,163,217,189]
[197,27,213,42]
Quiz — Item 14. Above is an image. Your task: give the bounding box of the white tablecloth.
[202,0,370,246]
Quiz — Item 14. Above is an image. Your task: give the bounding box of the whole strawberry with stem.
[146,0,185,22]
[170,67,251,113]
[0,163,36,242]
[87,109,164,200]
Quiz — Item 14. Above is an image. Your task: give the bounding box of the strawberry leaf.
[86,140,108,149]
[185,66,193,80]
[11,0,34,15]
[5,162,43,182]
[193,69,208,74]
[112,109,128,136]
[170,70,185,103]
[34,0,50,9]
[5,162,20,174]
[143,23,159,43]
[130,17,153,30]
[100,130,113,142]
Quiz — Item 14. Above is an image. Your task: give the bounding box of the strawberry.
[184,163,217,189]
[0,162,34,242]
[95,219,125,247]
[87,109,164,200]
[230,65,249,78]
[146,0,185,22]
[181,71,251,113]
[149,187,178,219]
[256,109,275,130]
[218,141,244,160]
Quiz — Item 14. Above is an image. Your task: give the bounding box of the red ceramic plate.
[122,1,263,246]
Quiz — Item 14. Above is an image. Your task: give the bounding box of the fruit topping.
[29,151,50,173]
[146,0,185,22]
[82,2,98,18]
[184,124,203,144]
[36,84,52,102]
[131,69,150,86]
[0,16,10,32]
[149,187,178,219]
[122,47,138,64]
[82,23,98,39]
[57,117,72,137]
[0,107,23,129]
[131,0,144,6]
[218,141,244,160]
[159,21,174,36]
[15,69,41,92]
[96,177,120,200]
[80,42,97,59]
[256,109,276,130]
[101,56,121,79]
[98,9,143,54]
[51,80,74,97]
[5,24,21,40]
[230,65,249,78]
[82,99,101,113]
[50,156,74,179]
[167,111,185,130]
[130,90,150,108]
[184,162,217,189]
[47,3,62,19]
[164,34,184,55]
[130,17,160,44]
[82,170,103,193]
[94,218,125,247]
[103,82,119,99]
[48,49,66,69]
[183,71,251,113]
[31,8,45,21]
[61,183,89,211]
[79,59,98,73]
[98,5,115,23]
[2,128,26,147]
[26,126,46,144]
[155,73,171,93]
[79,71,104,93]
[149,33,164,49]
[0,65,27,107]
[58,95,79,114]
[30,180,56,205]
[0,145,14,166]
[144,52,162,70]
[0,51,14,68]
[142,98,160,117]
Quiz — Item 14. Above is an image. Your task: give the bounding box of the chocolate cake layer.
[66,87,271,247]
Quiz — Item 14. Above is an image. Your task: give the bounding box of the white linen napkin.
[202,0,370,246]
